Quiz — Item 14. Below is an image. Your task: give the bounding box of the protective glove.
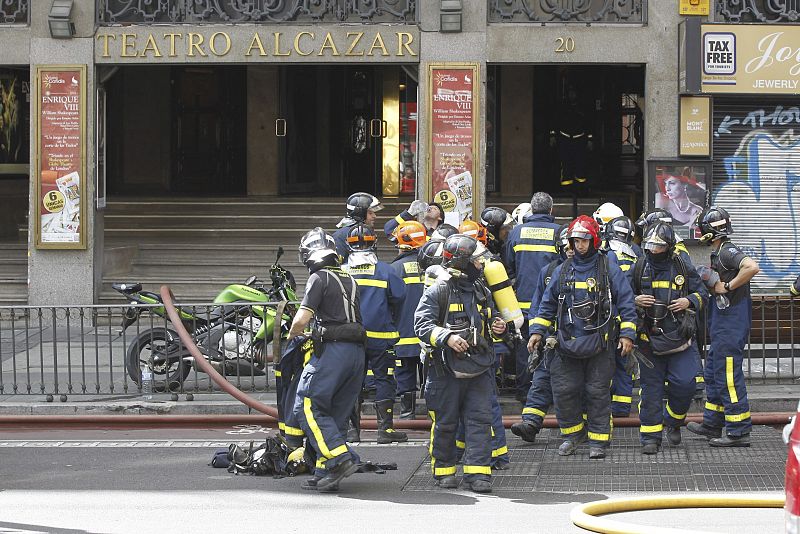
[408,199,428,217]
[696,265,720,291]
[623,353,639,380]
[527,349,541,373]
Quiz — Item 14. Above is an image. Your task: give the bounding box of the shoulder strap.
[436,279,452,327]
[325,269,359,323]
[633,256,646,295]
[557,257,573,294]
[545,259,559,283]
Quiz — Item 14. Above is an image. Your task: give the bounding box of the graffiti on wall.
[714,104,800,292]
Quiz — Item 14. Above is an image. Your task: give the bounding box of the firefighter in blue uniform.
[390,220,429,419]
[480,206,515,262]
[634,223,708,454]
[603,216,641,417]
[414,234,507,493]
[528,216,637,459]
[289,228,365,492]
[344,223,408,444]
[332,193,382,261]
[504,192,561,401]
[511,225,571,442]
[688,207,760,447]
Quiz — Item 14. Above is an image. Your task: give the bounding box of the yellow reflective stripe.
[394,214,406,224]
[640,424,663,433]
[490,426,496,437]
[562,422,585,434]
[676,242,688,254]
[619,264,631,272]
[726,411,752,422]
[395,359,402,367]
[612,395,632,403]
[455,440,466,449]
[513,244,558,253]
[665,403,687,420]
[278,422,285,431]
[430,326,447,347]
[492,446,509,458]
[366,330,400,339]
[403,276,422,284]
[303,397,347,460]
[574,282,589,289]
[434,466,457,476]
[588,432,610,442]
[284,425,304,437]
[367,369,374,376]
[652,281,682,290]
[691,292,704,311]
[355,279,388,288]
[396,337,421,345]
[619,321,636,331]
[274,370,282,377]
[518,301,531,309]
[726,357,739,403]
[532,317,552,327]
[316,458,326,469]
[449,303,464,312]
[705,401,725,413]
[388,367,394,375]
[523,407,546,417]
[428,410,436,457]
[696,376,705,383]
[639,333,650,342]
[463,465,492,475]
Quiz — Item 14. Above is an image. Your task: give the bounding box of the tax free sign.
[701,24,800,94]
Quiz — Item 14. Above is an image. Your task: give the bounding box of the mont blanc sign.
[701,24,800,94]
[95,26,419,63]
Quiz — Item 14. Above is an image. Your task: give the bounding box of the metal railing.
[488,0,647,24]
[1,0,28,24]
[716,0,800,23]
[97,0,417,24]
[0,295,797,400]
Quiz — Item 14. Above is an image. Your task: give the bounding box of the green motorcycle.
[113,247,297,390]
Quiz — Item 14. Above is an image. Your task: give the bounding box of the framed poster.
[426,63,479,221]
[678,95,712,157]
[648,159,712,241]
[34,65,87,249]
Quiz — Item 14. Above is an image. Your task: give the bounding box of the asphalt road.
[0,426,786,534]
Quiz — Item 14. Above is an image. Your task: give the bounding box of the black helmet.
[441,234,490,272]
[642,223,676,257]
[346,192,383,222]
[346,223,377,252]
[418,240,444,271]
[635,209,673,236]
[430,223,458,243]
[299,227,339,273]
[556,224,571,256]
[697,206,733,245]
[480,207,512,238]
[605,216,635,244]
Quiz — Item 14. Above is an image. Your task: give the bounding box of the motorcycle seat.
[112,282,142,294]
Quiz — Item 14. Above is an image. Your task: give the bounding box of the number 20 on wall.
[555,37,575,53]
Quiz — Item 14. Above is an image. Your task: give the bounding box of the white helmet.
[511,203,532,225]
[593,202,624,228]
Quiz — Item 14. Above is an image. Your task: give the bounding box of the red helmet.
[394,220,428,249]
[459,220,488,244]
[567,215,601,250]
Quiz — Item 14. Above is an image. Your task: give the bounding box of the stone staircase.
[0,243,28,306]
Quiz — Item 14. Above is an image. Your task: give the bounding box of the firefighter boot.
[347,401,362,443]
[375,399,408,444]
[400,391,417,420]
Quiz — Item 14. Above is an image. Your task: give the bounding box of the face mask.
[464,262,483,283]
[646,250,668,263]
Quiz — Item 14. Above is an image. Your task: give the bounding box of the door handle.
[381,120,388,138]
[369,118,382,138]
[275,118,287,137]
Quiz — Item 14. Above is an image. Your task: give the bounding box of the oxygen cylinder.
[483,260,524,330]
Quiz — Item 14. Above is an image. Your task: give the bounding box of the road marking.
[0,440,428,448]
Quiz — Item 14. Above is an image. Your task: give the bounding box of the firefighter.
[634,223,708,454]
[289,228,365,492]
[342,223,408,444]
[504,192,562,401]
[390,220,428,420]
[688,207,760,447]
[511,225,572,442]
[593,202,624,234]
[333,193,383,260]
[414,235,507,493]
[480,206,515,260]
[528,216,637,459]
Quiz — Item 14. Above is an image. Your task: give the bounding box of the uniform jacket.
[503,213,561,312]
[390,250,425,358]
[711,239,751,305]
[345,260,406,352]
[332,225,355,261]
[530,250,637,342]
[383,209,413,241]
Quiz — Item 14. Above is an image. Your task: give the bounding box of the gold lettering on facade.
[245,33,267,57]
[397,32,417,57]
[121,34,137,57]
[209,32,232,56]
[346,32,365,56]
[318,33,340,56]
[97,34,116,58]
[187,33,208,57]
[294,31,314,56]
[139,34,163,58]
[164,33,183,57]
[367,33,389,56]
[273,32,291,56]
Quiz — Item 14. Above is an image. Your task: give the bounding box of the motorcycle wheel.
[126,328,191,392]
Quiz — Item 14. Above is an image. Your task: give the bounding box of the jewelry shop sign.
[35,65,87,249]
[701,24,800,94]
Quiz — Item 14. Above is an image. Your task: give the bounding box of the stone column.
[28,0,98,305]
